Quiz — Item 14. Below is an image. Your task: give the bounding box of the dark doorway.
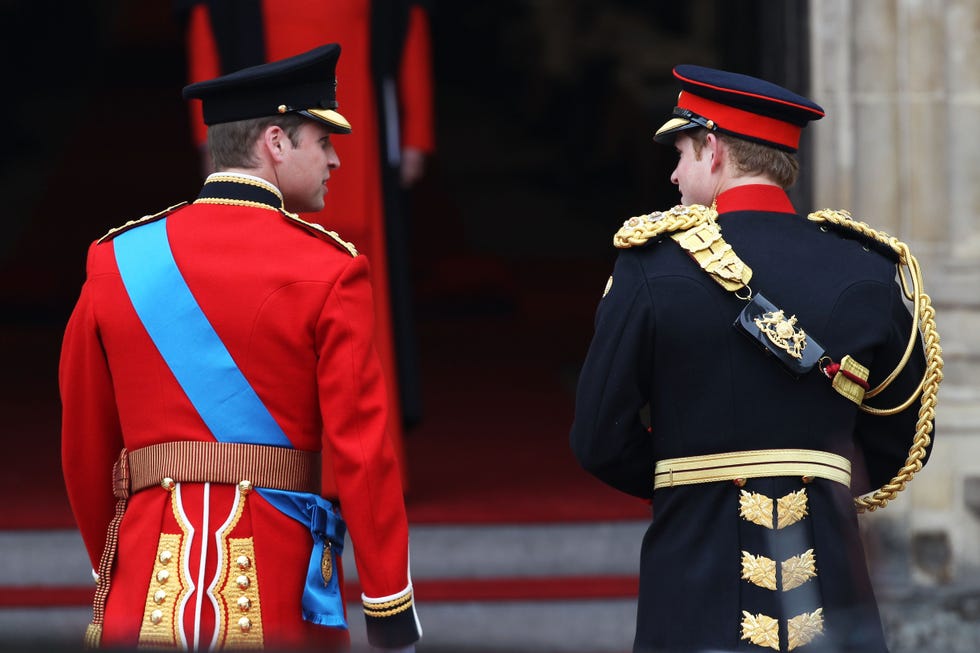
[0,0,813,527]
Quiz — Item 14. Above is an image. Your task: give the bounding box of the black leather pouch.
[733,293,824,377]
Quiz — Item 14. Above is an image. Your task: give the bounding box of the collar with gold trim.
[194,173,284,211]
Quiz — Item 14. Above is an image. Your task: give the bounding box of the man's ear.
[705,133,725,172]
[262,125,289,163]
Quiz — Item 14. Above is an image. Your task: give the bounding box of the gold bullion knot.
[788,609,824,650]
[754,310,807,359]
[782,549,818,591]
[741,552,777,591]
[741,611,780,650]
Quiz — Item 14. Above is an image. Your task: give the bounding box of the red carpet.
[0,258,649,530]
[0,26,648,528]
[403,270,651,523]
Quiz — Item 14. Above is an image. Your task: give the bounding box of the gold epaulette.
[614,203,753,292]
[97,203,189,244]
[280,210,358,257]
[613,204,716,249]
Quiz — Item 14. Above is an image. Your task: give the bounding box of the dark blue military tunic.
[570,184,929,653]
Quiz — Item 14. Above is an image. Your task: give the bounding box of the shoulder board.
[280,210,358,257]
[613,204,716,249]
[807,209,901,263]
[98,202,189,244]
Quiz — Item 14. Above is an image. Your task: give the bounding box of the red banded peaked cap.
[654,65,824,152]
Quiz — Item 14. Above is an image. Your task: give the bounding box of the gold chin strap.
[808,209,943,512]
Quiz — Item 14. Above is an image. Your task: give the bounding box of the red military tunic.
[60,174,420,649]
[185,1,437,471]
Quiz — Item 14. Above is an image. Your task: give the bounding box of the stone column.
[810,0,980,582]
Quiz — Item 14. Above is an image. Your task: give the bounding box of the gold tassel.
[83,623,102,648]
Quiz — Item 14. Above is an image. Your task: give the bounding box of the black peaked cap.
[182,43,351,134]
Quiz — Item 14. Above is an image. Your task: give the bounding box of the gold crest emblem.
[321,546,333,585]
[753,310,808,359]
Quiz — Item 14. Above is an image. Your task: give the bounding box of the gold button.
[238,616,252,632]
[236,555,251,570]
[150,609,163,625]
[159,550,173,564]
[154,590,167,604]
[802,475,814,484]
[733,478,747,488]
[277,104,287,114]
[237,596,251,611]
[236,575,250,589]
[157,569,170,583]
[161,477,176,491]
[238,480,253,495]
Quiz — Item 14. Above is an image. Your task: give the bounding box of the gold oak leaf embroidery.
[787,608,824,650]
[739,490,774,529]
[781,549,818,591]
[776,488,809,529]
[741,611,780,651]
[741,551,778,591]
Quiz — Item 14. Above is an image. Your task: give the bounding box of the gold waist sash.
[654,448,851,490]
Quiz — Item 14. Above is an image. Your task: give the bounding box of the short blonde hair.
[688,128,799,189]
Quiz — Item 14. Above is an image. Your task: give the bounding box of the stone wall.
[810,0,980,582]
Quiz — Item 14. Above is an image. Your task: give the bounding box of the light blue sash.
[113,217,347,628]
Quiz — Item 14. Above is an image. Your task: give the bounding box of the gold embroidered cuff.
[363,589,414,618]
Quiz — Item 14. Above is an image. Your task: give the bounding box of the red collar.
[715,184,796,215]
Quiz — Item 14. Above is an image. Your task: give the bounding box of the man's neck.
[716,174,780,197]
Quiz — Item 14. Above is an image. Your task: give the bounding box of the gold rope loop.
[807,209,943,512]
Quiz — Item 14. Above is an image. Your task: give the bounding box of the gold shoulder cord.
[808,209,943,512]
[614,204,942,513]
